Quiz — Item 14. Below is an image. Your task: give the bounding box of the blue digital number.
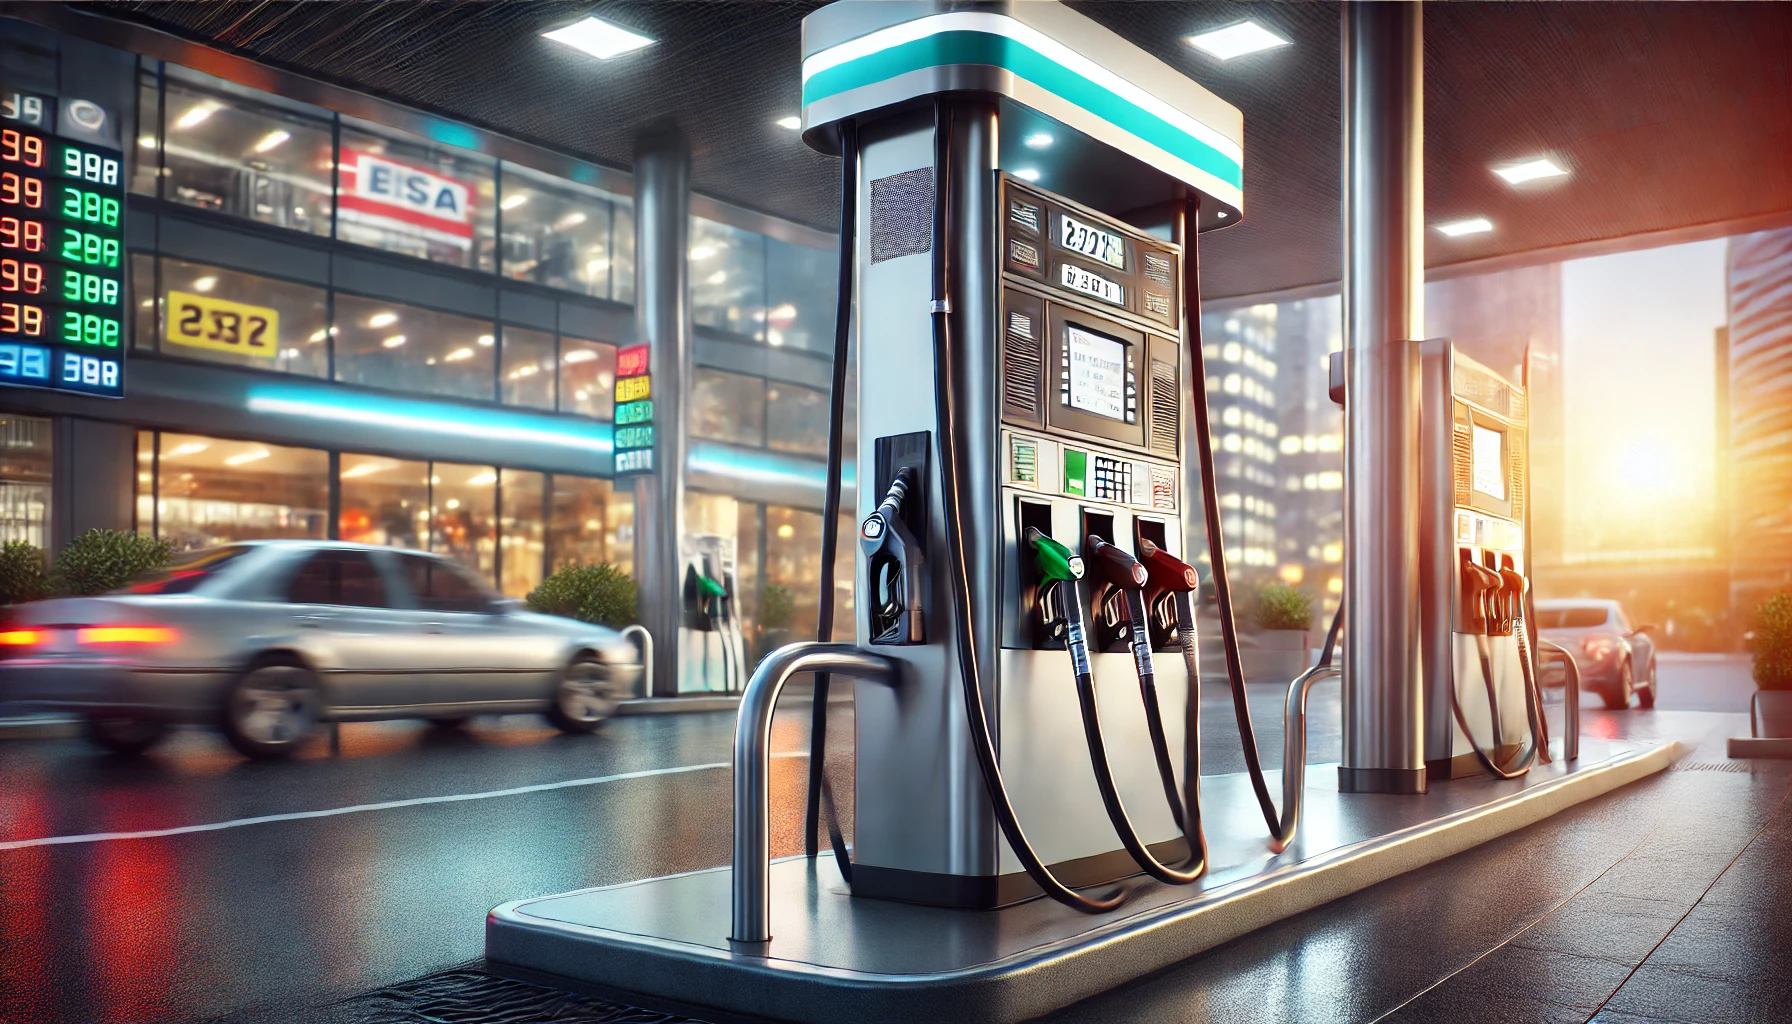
[0,342,49,381]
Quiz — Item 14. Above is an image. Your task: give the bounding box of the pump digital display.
[1066,325,1127,422]
[1059,213,1125,270]
[1471,424,1506,500]
[0,123,124,398]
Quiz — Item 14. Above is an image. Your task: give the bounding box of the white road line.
[0,746,828,852]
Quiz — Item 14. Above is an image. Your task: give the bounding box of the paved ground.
[0,654,1772,1023]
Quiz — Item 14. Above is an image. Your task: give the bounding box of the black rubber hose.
[804,120,858,871]
[1064,583,1204,885]
[1450,631,1540,780]
[931,100,1120,914]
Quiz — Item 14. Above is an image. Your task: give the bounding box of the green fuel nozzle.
[697,575,727,599]
[1025,527,1083,583]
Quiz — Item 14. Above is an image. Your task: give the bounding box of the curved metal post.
[732,642,899,945]
[620,625,654,699]
[1537,638,1580,760]
[1277,665,1342,849]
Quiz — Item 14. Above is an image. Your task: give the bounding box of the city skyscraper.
[1727,226,1792,608]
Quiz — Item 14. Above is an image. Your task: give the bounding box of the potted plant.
[526,562,638,629]
[50,529,173,596]
[1241,581,1316,681]
[1748,591,1792,738]
[0,540,49,606]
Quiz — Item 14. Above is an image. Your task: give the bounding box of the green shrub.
[760,582,796,631]
[526,562,638,629]
[51,529,174,597]
[0,540,48,605]
[1251,581,1315,632]
[1752,591,1792,691]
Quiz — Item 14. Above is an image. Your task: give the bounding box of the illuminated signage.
[0,123,124,398]
[337,149,474,249]
[166,291,280,358]
[612,343,654,475]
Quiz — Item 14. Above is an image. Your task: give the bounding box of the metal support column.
[1339,1,1427,794]
[632,120,693,698]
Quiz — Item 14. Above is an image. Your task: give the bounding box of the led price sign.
[613,343,654,475]
[0,123,124,398]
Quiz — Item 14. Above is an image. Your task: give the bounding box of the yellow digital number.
[165,290,280,359]
[615,375,651,403]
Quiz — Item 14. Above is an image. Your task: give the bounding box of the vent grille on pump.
[1508,427,1526,520]
[1003,314,1043,418]
[1451,407,1474,508]
[1452,361,1521,419]
[869,168,934,264]
[1150,359,1178,455]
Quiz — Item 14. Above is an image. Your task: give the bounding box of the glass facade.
[139,430,629,597]
[333,293,495,401]
[338,120,497,272]
[500,163,626,301]
[692,369,766,445]
[0,414,52,546]
[159,72,335,237]
[154,256,330,377]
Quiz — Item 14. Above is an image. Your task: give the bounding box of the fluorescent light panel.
[1187,21,1290,60]
[542,16,655,60]
[1435,217,1494,237]
[1493,157,1568,185]
[776,116,802,130]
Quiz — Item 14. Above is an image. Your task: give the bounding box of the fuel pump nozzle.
[861,467,924,645]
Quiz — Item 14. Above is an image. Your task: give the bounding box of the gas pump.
[679,536,746,694]
[1420,341,1548,780]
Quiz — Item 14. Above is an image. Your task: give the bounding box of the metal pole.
[631,120,692,698]
[1340,1,1427,794]
[731,642,899,945]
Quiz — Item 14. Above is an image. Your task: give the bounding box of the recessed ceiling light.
[1493,157,1568,185]
[500,194,529,211]
[193,276,218,293]
[253,130,290,153]
[542,16,655,60]
[1023,132,1053,150]
[225,449,271,466]
[368,312,399,328]
[382,334,407,348]
[689,245,716,260]
[1013,168,1041,182]
[1435,217,1494,237]
[174,103,218,130]
[776,116,802,131]
[1187,21,1291,60]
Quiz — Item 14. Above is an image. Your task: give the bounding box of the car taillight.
[77,625,178,645]
[1582,636,1615,659]
[0,628,47,647]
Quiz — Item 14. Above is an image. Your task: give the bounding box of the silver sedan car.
[0,541,641,758]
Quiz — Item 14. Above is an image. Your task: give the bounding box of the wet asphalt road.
[0,655,1752,1023]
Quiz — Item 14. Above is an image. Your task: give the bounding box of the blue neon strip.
[245,384,613,456]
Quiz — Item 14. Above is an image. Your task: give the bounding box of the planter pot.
[1752,690,1792,738]
[1240,629,1311,683]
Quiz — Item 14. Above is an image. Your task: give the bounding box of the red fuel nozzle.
[1137,539,1200,596]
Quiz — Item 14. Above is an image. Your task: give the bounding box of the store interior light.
[1493,157,1568,185]
[444,347,475,362]
[368,312,398,328]
[225,449,271,466]
[1435,217,1494,237]
[382,334,407,348]
[174,103,219,129]
[542,16,655,60]
[776,116,802,130]
[556,211,588,229]
[689,245,715,260]
[1023,132,1053,150]
[563,349,598,364]
[1013,168,1041,182]
[466,472,498,486]
[307,330,328,343]
[500,194,529,211]
[341,461,390,478]
[1187,20,1291,60]
[137,135,156,149]
[253,130,290,153]
[192,276,218,293]
[166,442,208,458]
[477,334,495,347]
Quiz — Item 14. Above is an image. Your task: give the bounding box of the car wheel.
[86,715,168,755]
[1601,660,1635,711]
[546,656,620,735]
[1637,660,1657,710]
[223,658,321,759]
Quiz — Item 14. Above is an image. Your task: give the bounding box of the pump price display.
[612,343,654,475]
[1058,213,1125,270]
[0,123,124,397]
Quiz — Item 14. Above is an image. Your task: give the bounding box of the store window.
[549,475,632,575]
[333,293,495,401]
[766,237,836,353]
[338,121,496,272]
[0,415,52,547]
[431,461,497,580]
[499,163,618,299]
[766,383,828,456]
[612,201,636,305]
[130,254,155,351]
[762,505,822,647]
[131,67,159,197]
[339,453,428,549]
[148,432,329,550]
[691,369,766,445]
[559,336,616,419]
[155,257,329,377]
[501,325,556,410]
[159,77,334,237]
[499,469,546,598]
[691,217,765,339]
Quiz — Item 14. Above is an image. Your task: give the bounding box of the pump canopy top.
[799,1,1244,228]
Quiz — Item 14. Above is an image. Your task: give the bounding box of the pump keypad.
[1092,455,1133,503]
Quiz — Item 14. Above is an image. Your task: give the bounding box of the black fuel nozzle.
[1137,539,1201,651]
[1086,535,1152,666]
[861,467,925,645]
